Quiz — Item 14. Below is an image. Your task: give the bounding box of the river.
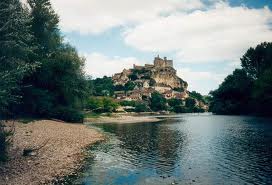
[72,114,272,185]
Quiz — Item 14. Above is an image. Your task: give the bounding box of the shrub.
[135,102,149,112]
[120,100,137,107]
[86,97,119,113]
[173,105,188,113]
[0,121,14,162]
[51,107,84,123]
[150,92,167,111]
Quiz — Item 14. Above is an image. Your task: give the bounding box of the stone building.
[154,55,173,68]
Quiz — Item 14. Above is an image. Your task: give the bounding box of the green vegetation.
[0,0,93,161]
[167,97,205,113]
[210,42,272,116]
[0,0,89,122]
[89,76,114,96]
[119,100,137,107]
[135,102,150,112]
[150,92,167,111]
[86,97,119,113]
[0,122,14,162]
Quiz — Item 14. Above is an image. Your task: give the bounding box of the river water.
[73,114,272,185]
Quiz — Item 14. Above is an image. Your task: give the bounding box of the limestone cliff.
[112,56,188,92]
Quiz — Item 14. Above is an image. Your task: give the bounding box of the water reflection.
[97,119,188,176]
[72,115,272,185]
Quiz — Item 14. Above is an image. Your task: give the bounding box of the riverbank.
[0,120,104,185]
[85,114,163,124]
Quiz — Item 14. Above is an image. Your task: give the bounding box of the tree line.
[210,42,272,116]
[0,0,90,160]
[0,0,89,122]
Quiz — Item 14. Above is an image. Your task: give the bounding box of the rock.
[112,56,188,90]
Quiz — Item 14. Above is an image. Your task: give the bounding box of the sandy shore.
[0,120,104,185]
[85,115,162,124]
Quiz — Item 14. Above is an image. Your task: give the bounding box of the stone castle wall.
[154,56,173,68]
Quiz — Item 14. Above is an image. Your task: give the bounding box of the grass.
[84,112,101,118]
[18,117,37,124]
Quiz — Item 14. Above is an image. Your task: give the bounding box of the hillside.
[112,56,189,101]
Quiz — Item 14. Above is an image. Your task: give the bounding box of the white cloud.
[124,2,272,63]
[177,68,226,94]
[84,52,144,78]
[50,0,204,34]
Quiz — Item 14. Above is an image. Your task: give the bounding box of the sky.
[50,0,272,95]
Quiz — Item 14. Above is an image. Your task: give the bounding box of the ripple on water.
[73,115,272,185]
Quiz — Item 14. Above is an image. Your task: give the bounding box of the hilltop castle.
[112,56,188,101]
[133,55,174,70]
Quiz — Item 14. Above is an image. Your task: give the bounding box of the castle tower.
[154,55,173,68]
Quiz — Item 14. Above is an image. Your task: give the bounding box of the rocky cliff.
[112,56,188,92]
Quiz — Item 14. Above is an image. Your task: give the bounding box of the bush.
[51,107,84,123]
[135,103,149,112]
[150,92,167,111]
[120,100,137,107]
[172,105,188,113]
[168,98,183,107]
[0,121,14,162]
[86,97,119,113]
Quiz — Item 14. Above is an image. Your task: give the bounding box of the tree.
[167,98,186,113]
[0,0,36,115]
[241,42,272,79]
[210,69,253,115]
[252,68,272,116]
[90,76,114,96]
[135,102,149,112]
[28,0,61,55]
[150,92,167,111]
[190,91,204,102]
[124,81,135,92]
[168,98,183,107]
[0,0,36,161]
[19,0,88,119]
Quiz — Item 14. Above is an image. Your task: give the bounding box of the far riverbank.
[84,113,166,124]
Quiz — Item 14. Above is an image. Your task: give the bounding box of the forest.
[210,42,272,116]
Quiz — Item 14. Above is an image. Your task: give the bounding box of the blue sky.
[51,0,272,94]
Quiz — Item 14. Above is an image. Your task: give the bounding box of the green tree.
[91,76,114,96]
[28,0,61,55]
[135,102,149,112]
[168,98,183,107]
[150,92,167,111]
[210,69,253,115]
[0,0,36,115]
[0,0,36,161]
[124,81,135,92]
[19,0,88,120]
[190,91,204,101]
[241,42,272,79]
[102,97,119,112]
[252,68,272,116]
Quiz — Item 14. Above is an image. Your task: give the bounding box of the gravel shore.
[0,120,104,185]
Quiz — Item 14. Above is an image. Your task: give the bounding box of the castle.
[112,55,189,101]
[133,55,174,70]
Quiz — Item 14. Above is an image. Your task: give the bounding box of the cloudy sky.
[51,0,272,94]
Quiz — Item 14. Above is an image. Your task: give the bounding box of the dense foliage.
[0,0,37,161]
[86,97,119,113]
[1,0,90,160]
[150,92,167,111]
[89,76,114,96]
[210,42,272,116]
[167,97,205,113]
